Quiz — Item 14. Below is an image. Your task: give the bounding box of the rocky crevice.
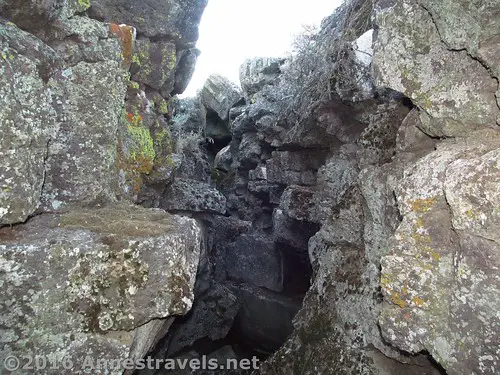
[1,0,499,374]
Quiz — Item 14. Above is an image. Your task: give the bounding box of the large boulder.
[173,48,200,95]
[165,284,240,356]
[0,204,202,374]
[380,129,500,374]
[41,58,128,211]
[200,74,243,122]
[373,0,499,137]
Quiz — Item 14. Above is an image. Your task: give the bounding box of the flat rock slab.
[0,203,201,374]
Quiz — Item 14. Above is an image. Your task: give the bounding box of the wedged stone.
[273,209,320,251]
[214,145,233,172]
[239,57,283,99]
[200,74,243,122]
[173,48,200,95]
[225,234,283,292]
[373,0,499,137]
[379,129,500,374]
[161,178,226,214]
[0,203,201,374]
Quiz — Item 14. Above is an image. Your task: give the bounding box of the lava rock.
[200,74,243,122]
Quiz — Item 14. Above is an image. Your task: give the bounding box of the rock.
[417,0,500,78]
[132,39,176,91]
[239,57,283,99]
[312,154,359,223]
[161,178,227,214]
[166,284,240,356]
[200,74,243,122]
[379,129,500,374]
[0,204,201,374]
[249,166,267,181]
[0,22,58,225]
[234,284,302,354]
[214,145,233,172]
[171,97,207,137]
[0,0,84,31]
[373,0,499,137]
[89,0,208,47]
[238,133,262,170]
[273,209,320,251]
[173,48,200,95]
[224,234,283,292]
[41,59,128,211]
[337,28,375,101]
[266,150,329,186]
[279,186,315,222]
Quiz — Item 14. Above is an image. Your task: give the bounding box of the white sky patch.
[182,0,344,97]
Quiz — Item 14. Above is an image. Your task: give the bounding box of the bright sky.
[183,0,344,96]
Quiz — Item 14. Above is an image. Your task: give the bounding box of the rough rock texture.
[0,204,202,374]
[251,0,500,374]
[89,0,208,47]
[373,0,500,136]
[0,22,58,225]
[0,0,207,370]
[239,57,284,99]
[200,74,243,122]
[380,130,500,374]
[161,178,227,214]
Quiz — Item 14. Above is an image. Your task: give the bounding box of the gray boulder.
[0,22,58,225]
[380,129,500,374]
[373,0,499,137]
[200,74,243,121]
[166,284,240,356]
[173,48,200,95]
[161,178,227,214]
[0,204,201,374]
[214,145,233,172]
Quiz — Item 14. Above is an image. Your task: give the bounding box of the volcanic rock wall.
[1,0,499,374]
[0,1,207,373]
